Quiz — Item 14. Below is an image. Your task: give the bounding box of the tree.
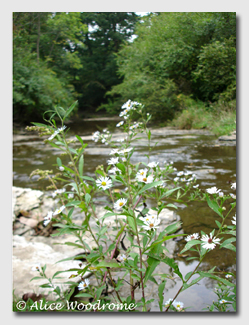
[13,12,86,122]
[105,12,236,119]
[73,12,139,112]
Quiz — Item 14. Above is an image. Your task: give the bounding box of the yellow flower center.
[101,181,107,186]
[143,177,147,182]
[149,223,154,228]
[119,202,124,206]
[140,171,144,175]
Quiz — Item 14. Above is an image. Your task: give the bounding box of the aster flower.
[109,148,119,155]
[147,161,159,168]
[219,299,228,304]
[177,171,184,176]
[172,301,184,311]
[92,131,100,142]
[225,274,232,279]
[118,147,133,155]
[59,166,64,171]
[68,193,74,199]
[137,174,154,184]
[143,214,158,223]
[116,121,124,127]
[121,99,133,110]
[231,182,236,190]
[142,217,160,231]
[48,126,66,141]
[31,263,41,272]
[201,233,221,250]
[58,125,67,132]
[230,193,236,199]
[206,186,221,194]
[53,205,65,216]
[108,166,120,174]
[164,298,173,308]
[117,254,127,262]
[119,108,131,118]
[185,233,199,242]
[78,279,90,290]
[232,214,236,225]
[107,157,119,165]
[174,177,179,182]
[193,184,199,188]
[96,176,112,190]
[114,198,127,210]
[44,211,53,226]
[136,168,148,177]
[219,192,224,197]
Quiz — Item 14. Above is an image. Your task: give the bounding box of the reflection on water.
[13,119,236,311]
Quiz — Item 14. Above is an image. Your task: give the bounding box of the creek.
[13,118,236,311]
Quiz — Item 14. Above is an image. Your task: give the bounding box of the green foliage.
[104,12,236,121]
[171,98,236,136]
[13,12,81,123]
[193,37,236,101]
[16,100,236,313]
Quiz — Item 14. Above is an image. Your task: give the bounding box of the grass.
[169,99,236,137]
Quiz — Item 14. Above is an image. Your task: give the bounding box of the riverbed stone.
[12,186,181,305]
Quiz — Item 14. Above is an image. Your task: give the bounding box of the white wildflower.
[147,161,159,168]
[206,186,221,194]
[201,233,220,250]
[78,279,90,290]
[137,174,154,184]
[96,176,112,190]
[31,263,41,272]
[107,157,119,165]
[114,198,127,210]
[44,211,53,226]
[116,121,124,127]
[172,301,184,311]
[185,233,199,242]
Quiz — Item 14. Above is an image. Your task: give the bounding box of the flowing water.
[13,119,236,311]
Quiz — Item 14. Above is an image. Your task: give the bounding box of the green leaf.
[220,237,236,248]
[159,187,182,200]
[206,194,223,218]
[215,220,222,228]
[197,272,235,287]
[95,260,122,269]
[85,193,91,205]
[75,293,93,298]
[127,215,136,233]
[95,284,107,300]
[75,135,84,146]
[137,181,163,195]
[57,157,62,167]
[144,256,160,284]
[180,239,201,254]
[164,221,182,235]
[79,155,84,177]
[116,163,126,174]
[81,175,95,182]
[63,101,78,121]
[158,281,166,311]
[161,256,183,280]
[144,234,185,252]
[99,212,117,220]
[31,122,52,129]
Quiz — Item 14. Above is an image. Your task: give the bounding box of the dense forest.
[13,12,236,124]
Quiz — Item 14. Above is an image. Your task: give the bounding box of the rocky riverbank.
[12,186,181,309]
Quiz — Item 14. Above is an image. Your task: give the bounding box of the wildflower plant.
[21,100,236,312]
